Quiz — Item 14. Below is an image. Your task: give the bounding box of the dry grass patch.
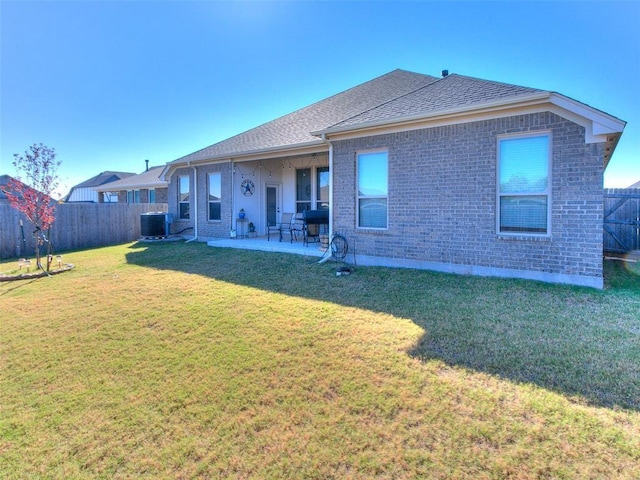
[1,242,639,479]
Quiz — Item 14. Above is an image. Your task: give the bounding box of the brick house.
[93,165,168,204]
[161,69,625,288]
[64,171,135,203]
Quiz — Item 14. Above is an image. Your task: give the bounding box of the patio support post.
[319,136,333,265]
[328,141,333,239]
[231,160,235,233]
[186,163,198,242]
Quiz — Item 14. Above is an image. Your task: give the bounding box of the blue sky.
[1,1,638,198]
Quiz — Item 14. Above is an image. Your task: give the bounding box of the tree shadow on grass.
[125,241,640,412]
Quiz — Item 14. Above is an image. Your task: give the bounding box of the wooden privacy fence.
[604,188,640,254]
[0,203,168,260]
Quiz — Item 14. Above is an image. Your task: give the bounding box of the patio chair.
[267,212,293,242]
[288,213,306,243]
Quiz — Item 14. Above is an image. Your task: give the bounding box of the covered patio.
[229,153,330,238]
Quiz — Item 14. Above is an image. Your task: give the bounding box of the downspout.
[319,134,333,264]
[327,138,333,240]
[186,163,198,242]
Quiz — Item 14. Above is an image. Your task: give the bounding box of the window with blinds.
[498,134,550,234]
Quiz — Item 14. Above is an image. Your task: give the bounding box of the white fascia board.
[94,184,163,192]
[317,92,625,145]
[548,93,626,136]
[225,141,328,163]
[165,141,328,170]
[94,180,168,192]
[159,164,172,182]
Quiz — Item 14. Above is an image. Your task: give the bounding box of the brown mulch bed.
[0,264,75,282]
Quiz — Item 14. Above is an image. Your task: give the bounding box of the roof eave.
[315,91,625,140]
[93,182,168,193]
[161,140,329,180]
[313,91,625,165]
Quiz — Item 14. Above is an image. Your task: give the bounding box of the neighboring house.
[64,171,135,203]
[0,174,14,203]
[1,174,54,204]
[93,165,168,204]
[161,69,625,288]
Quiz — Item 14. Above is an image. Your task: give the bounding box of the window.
[357,150,388,229]
[296,168,311,213]
[178,176,190,219]
[103,192,117,203]
[127,190,140,204]
[316,167,329,210]
[208,173,221,221]
[498,134,550,234]
[149,189,156,203]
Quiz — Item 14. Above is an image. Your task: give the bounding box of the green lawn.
[1,241,639,479]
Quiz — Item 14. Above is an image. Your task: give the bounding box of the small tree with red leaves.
[2,144,61,271]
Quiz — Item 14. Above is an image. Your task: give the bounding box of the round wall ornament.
[241,179,255,196]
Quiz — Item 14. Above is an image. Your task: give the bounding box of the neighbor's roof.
[0,174,13,200]
[168,69,440,165]
[72,171,135,189]
[93,166,167,192]
[628,180,640,188]
[1,174,55,203]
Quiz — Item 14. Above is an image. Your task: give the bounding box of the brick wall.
[168,167,194,236]
[167,163,233,239]
[154,187,168,204]
[195,163,233,239]
[332,112,605,287]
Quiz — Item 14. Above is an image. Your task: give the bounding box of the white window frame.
[127,189,140,204]
[357,149,389,230]
[149,188,156,203]
[316,166,330,210]
[208,172,222,222]
[178,175,190,220]
[295,167,312,213]
[497,131,552,236]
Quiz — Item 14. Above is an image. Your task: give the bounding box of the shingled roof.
[326,73,543,129]
[167,68,624,167]
[72,171,135,189]
[169,69,439,165]
[93,166,167,192]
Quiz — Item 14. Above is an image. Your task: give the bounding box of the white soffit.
[548,93,626,142]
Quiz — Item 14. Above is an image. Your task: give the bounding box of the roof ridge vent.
[441,69,449,78]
